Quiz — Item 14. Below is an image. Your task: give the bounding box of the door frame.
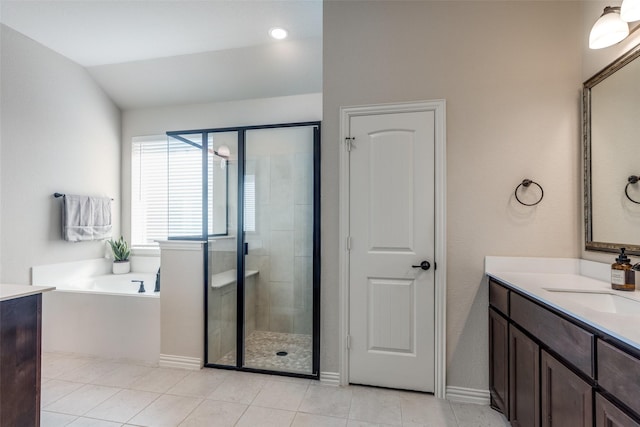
[338,100,447,398]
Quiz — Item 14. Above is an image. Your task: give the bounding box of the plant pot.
[112,261,130,275]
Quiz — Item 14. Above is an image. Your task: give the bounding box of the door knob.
[411,261,431,271]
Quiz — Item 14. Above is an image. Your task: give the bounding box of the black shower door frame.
[167,121,321,380]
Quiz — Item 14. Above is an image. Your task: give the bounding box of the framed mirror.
[584,44,640,256]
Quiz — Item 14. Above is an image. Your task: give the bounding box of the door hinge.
[346,236,352,251]
[346,334,351,349]
[345,136,355,151]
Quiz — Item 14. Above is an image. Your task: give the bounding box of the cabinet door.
[489,307,509,415]
[595,393,640,427]
[541,350,592,427]
[509,325,539,427]
[0,295,42,427]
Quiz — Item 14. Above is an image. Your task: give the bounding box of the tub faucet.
[154,268,160,292]
[132,280,145,293]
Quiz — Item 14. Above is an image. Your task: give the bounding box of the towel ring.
[625,175,640,204]
[515,179,543,206]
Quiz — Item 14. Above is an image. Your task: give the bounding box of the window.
[131,134,230,247]
[131,136,168,247]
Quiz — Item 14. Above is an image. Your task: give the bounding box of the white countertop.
[0,284,56,302]
[486,256,640,351]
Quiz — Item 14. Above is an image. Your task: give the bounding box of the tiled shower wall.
[245,128,314,335]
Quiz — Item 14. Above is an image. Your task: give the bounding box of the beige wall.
[323,1,583,390]
[0,25,121,284]
[581,2,640,265]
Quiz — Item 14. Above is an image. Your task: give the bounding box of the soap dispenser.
[611,248,635,291]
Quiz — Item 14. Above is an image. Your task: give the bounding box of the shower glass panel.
[243,126,315,374]
[207,132,238,367]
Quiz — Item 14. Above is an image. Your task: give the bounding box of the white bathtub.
[37,261,161,364]
[58,273,160,296]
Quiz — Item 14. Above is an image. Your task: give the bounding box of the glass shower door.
[242,126,316,375]
[206,132,238,367]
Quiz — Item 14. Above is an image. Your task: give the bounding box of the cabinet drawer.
[598,340,640,418]
[596,393,640,427]
[511,293,594,377]
[489,280,509,315]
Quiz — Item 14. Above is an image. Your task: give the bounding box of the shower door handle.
[244,242,248,255]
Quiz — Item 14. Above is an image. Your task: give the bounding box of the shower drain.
[276,351,288,357]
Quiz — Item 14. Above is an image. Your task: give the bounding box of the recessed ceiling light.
[269,27,288,40]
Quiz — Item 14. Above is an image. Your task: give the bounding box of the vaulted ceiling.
[0,1,323,110]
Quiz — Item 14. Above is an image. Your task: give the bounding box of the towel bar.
[54,193,113,201]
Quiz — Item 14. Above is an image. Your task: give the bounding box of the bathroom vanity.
[0,284,55,426]
[486,257,640,427]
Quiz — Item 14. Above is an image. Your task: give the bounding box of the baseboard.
[320,371,340,386]
[159,354,202,370]
[446,386,490,405]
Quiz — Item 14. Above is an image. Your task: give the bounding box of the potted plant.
[108,236,131,274]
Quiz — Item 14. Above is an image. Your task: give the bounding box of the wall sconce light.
[590,6,629,49]
[590,1,640,49]
[622,0,640,22]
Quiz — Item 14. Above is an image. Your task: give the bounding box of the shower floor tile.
[215,330,312,374]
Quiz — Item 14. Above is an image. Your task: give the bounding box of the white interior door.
[348,109,435,392]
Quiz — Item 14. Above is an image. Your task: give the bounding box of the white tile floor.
[41,352,510,427]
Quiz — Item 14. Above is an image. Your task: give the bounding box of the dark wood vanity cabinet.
[509,325,539,427]
[489,280,510,416]
[488,278,640,427]
[595,394,640,427]
[0,294,42,427]
[540,350,592,427]
[489,307,509,415]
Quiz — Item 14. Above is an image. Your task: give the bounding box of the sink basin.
[544,289,640,316]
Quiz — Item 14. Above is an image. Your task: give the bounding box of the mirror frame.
[583,43,640,256]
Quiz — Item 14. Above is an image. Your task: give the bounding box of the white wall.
[121,93,322,242]
[323,1,583,390]
[0,25,121,284]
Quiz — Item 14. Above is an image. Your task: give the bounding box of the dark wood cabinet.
[597,340,640,417]
[489,307,509,415]
[509,325,539,427]
[511,293,594,378]
[489,278,640,427]
[595,393,640,427]
[540,350,592,427]
[0,294,42,427]
[489,280,509,315]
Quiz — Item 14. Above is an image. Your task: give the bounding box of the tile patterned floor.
[41,352,510,427]
[215,331,312,374]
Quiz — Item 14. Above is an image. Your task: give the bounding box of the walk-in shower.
[166,122,320,378]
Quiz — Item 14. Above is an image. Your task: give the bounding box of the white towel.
[62,195,112,242]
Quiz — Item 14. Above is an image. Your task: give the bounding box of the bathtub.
[57,272,160,296]
[36,259,160,364]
